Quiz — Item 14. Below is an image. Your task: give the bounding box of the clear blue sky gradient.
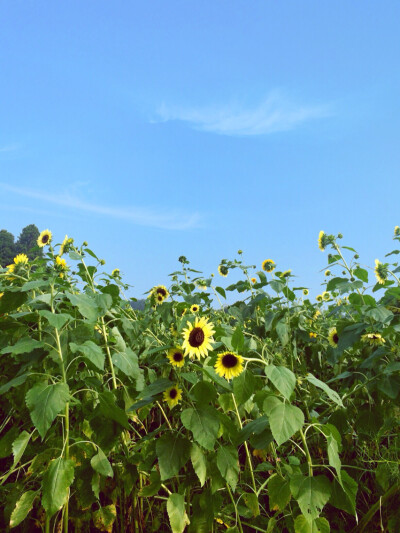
[1,2,400,299]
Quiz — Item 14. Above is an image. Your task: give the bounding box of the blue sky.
[1,1,400,299]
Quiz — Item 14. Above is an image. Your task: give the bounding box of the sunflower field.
[1,229,400,533]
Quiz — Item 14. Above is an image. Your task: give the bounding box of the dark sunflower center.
[333,334,339,344]
[222,353,238,368]
[42,234,49,243]
[169,388,178,399]
[157,288,167,297]
[173,352,183,362]
[157,295,163,301]
[189,327,205,348]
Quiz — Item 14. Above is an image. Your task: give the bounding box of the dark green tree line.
[0,224,42,267]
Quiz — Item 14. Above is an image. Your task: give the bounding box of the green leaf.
[0,291,27,314]
[215,286,226,299]
[243,492,260,517]
[65,292,100,322]
[232,369,257,405]
[135,378,172,399]
[167,493,190,533]
[98,391,129,429]
[138,470,161,497]
[201,366,232,391]
[329,470,358,515]
[26,382,70,439]
[276,320,289,346]
[294,515,330,533]
[290,474,331,521]
[216,445,239,491]
[9,490,39,528]
[38,310,71,329]
[181,406,219,451]
[268,474,291,511]
[70,341,105,371]
[236,415,269,444]
[231,325,244,352]
[112,348,141,378]
[155,433,190,481]
[353,267,368,283]
[12,431,31,466]
[263,397,304,446]
[91,447,114,478]
[1,338,44,355]
[265,365,296,400]
[92,504,117,532]
[41,457,75,518]
[0,373,29,395]
[305,373,343,407]
[191,444,207,486]
[365,305,393,324]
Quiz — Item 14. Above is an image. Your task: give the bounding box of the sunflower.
[313,309,321,320]
[215,351,244,380]
[167,347,185,368]
[190,304,200,313]
[111,268,120,277]
[37,229,52,248]
[163,385,182,408]
[318,231,330,252]
[362,333,385,346]
[322,291,331,301]
[325,270,331,277]
[309,332,317,338]
[262,259,275,273]
[218,264,229,277]
[394,226,400,237]
[328,328,339,348]
[196,280,207,291]
[316,294,323,303]
[182,316,215,359]
[303,289,309,296]
[6,263,16,280]
[280,269,291,278]
[374,259,388,285]
[251,277,257,284]
[55,255,68,270]
[59,235,73,256]
[14,254,29,265]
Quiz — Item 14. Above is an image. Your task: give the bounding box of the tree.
[16,224,42,260]
[0,229,16,267]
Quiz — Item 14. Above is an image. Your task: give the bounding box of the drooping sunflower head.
[182,316,215,360]
[37,229,52,248]
[303,289,309,296]
[362,333,385,346]
[218,264,229,277]
[313,309,321,320]
[111,268,120,277]
[163,385,182,408]
[196,280,208,291]
[59,235,73,256]
[190,304,200,313]
[328,328,339,348]
[262,259,275,273]
[374,259,389,285]
[14,254,29,265]
[325,270,331,277]
[316,294,323,303]
[394,226,400,237]
[322,291,331,301]
[215,351,244,381]
[167,347,185,367]
[280,269,291,278]
[318,231,332,252]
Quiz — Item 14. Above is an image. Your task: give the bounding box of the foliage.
[0,224,42,267]
[1,229,400,532]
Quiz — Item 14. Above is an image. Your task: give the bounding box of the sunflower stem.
[231,394,257,493]
[156,401,173,430]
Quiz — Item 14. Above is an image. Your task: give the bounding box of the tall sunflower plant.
[1,229,400,532]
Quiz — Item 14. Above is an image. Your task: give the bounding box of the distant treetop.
[0,224,43,267]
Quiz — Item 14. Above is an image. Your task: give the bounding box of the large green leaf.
[329,471,358,515]
[167,493,190,533]
[294,515,330,533]
[276,320,289,346]
[70,341,105,370]
[0,373,29,395]
[265,365,296,400]
[155,433,190,481]
[26,382,70,439]
[306,374,343,407]
[268,474,291,511]
[290,474,331,521]
[216,445,239,491]
[41,457,75,518]
[9,490,39,528]
[91,447,114,478]
[98,391,129,429]
[12,431,31,466]
[1,338,44,355]
[231,325,244,352]
[191,443,207,486]
[263,397,304,446]
[232,369,257,405]
[65,292,100,322]
[0,291,27,314]
[181,406,219,451]
[112,348,141,379]
[38,310,71,329]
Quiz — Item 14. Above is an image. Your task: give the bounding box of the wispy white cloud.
[154,92,331,136]
[0,183,201,231]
